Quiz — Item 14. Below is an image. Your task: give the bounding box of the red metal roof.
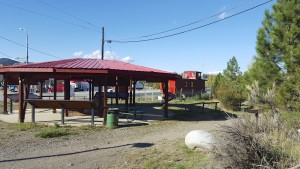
[4,58,174,74]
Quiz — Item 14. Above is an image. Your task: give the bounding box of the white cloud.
[121,56,134,63]
[81,49,134,62]
[218,12,227,19]
[73,51,83,57]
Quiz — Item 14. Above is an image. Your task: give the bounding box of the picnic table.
[179,101,219,113]
[25,99,95,125]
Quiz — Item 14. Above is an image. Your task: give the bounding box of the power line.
[0,51,11,58]
[0,1,100,33]
[0,35,63,59]
[37,0,101,30]
[117,0,257,41]
[109,0,273,43]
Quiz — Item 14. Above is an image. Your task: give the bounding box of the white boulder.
[185,130,212,149]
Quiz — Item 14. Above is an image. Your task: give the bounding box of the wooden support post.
[125,85,129,109]
[53,78,57,113]
[202,103,205,113]
[129,78,133,106]
[115,76,119,105]
[91,83,94,100]
[103,84,108,125]
[61,108,64,124]
[88,80,92,101]
[215,102,217,110]
[38,80,43,98]
[64,79,70,117]
[163,80,169,118]
[3,77,8,114]
[31,105,35,123]
[18,76,24,123]
[133,81,136,106]
[91,108,94,125]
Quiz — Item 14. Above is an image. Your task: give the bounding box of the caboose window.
[191,82,193,87]
[185,82,187,87]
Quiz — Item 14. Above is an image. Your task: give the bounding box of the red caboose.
[160,71,206,96]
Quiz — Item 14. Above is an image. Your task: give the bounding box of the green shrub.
[216,86,243,110]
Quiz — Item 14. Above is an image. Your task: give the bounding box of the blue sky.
[0,0,275,74]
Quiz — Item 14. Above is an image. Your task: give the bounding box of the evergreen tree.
[247,0,300,110]
[223,56,242,81]
[213,57,246,109]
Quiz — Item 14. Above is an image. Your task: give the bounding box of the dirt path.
[0,119,231,169]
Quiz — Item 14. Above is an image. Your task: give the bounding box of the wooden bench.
[25,99,95,125]
[196,101,219,113]
[8,93,41,113]
[179,101,219,113]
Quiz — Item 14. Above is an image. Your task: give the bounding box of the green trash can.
[106,111,118,128]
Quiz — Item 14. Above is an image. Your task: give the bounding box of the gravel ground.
[0,118,231,169]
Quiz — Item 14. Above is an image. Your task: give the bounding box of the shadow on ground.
[0,142,154,163]
[135,102,237,122]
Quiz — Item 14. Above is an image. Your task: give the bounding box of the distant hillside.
[0,58,20,66]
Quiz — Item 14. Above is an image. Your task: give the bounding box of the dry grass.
[213,113,300,168]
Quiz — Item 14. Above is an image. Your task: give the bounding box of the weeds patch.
[16,123,48,131]
[35,128,77,138]
[213,114,300,168]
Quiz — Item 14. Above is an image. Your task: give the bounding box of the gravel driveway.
[0,117,231,169]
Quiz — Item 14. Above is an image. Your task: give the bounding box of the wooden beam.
[56,69,108,74]
[2,68,54,73]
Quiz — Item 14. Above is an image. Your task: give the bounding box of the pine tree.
[223,56,242,81]
[247,0,300,110]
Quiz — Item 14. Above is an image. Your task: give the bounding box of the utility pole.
[101,27,104,60]
[19,28,28,64]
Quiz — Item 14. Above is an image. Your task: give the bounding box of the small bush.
[201,93,210,100]
[53,122,60,128]
[217,86,244,110]
[213,114,300,168]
